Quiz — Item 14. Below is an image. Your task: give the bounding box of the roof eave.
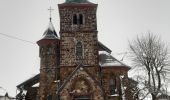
[98,41,112,53]
[101,66,131,70]
[17,74,40,89]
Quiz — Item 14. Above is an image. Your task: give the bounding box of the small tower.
[37,19,60,100]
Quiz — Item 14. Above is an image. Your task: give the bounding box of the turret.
[37,20,60,100]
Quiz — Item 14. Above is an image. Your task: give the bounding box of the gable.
[58,64,104,100]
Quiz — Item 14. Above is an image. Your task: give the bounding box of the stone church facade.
[16,0,138,100]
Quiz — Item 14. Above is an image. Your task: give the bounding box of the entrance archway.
[71,77,92,100]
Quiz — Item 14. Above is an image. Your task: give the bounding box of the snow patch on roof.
[32,83,39,87]
[47,21,55,31]
[43,21,59,39]
[99,51,129,68]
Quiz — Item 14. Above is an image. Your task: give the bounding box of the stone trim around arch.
[59,69,104,100]
[70,76,93,96]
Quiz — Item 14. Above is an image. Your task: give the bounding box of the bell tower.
[59,0,98,67]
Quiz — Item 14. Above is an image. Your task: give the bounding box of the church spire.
[42,7,58,39]
[43,21,58,39]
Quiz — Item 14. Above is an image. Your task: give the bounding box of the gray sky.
[0,0,170,97]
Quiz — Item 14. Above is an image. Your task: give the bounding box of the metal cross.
[48,7,54,21]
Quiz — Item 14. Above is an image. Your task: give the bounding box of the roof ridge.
[56,63,83,93]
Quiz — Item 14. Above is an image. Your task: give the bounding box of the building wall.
[101,68,132,100]
[59,32,98,67]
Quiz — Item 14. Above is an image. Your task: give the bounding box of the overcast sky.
[0,0,170,97]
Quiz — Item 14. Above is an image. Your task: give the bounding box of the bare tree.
[129,32,170,100]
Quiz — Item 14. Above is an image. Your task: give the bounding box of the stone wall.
[38,40,60,100]
[60,32,98,67]
[101,68,129,100]
[58,4,97,32]
[59,4,98,67]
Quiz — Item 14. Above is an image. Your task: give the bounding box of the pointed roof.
[43,20,58,39]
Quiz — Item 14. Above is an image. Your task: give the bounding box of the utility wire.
[0,32,35,44]
[0,32,135,58]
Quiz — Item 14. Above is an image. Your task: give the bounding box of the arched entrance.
[59,71,105,100]
[70,77,92,100]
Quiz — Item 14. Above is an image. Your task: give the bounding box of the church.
[16,0,138,100]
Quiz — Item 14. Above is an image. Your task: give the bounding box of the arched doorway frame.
[70,76,93,100]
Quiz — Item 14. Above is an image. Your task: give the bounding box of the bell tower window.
[79,14,83,24]
[72,14,84,25]
[76,42,83,57]
[73,14,78,24]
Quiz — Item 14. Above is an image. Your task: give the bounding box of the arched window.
[79,14,83,24]
[109,78,116,95]
[73,14,84,25]
[73,14,78,24]
[76,42,83,57]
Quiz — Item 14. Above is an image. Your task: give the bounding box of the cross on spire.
[48,7,54,22]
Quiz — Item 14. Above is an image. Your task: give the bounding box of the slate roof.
[99,51,130,68]
[43,20,58,39]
